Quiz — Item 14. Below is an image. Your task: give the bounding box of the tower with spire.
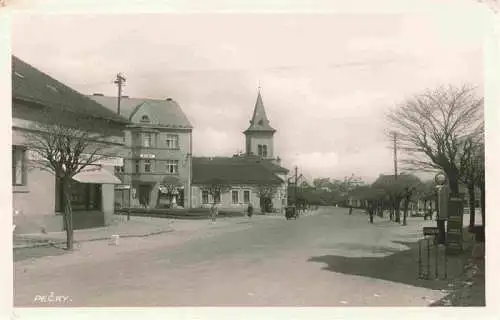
[243,88,276,160]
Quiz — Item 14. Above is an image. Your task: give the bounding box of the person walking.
[210,203,218,224]
[247,203,254,219]
[368,203,374,224]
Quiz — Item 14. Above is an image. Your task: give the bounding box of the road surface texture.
[15,207,453,307]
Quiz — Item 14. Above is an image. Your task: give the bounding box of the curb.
[13,228,174,250]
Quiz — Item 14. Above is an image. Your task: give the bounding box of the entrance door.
[138,184,152,208]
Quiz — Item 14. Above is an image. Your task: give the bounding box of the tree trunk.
[403,198,409,226]
[467,184,476,229]
[448,175,460,197]
[62,177,74,250]
[395,198,401,223]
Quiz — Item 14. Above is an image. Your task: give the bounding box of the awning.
[72,165,121,184]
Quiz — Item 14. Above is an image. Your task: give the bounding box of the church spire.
[244,88,276,134]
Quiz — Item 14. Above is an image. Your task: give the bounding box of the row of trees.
[387,84,485,228]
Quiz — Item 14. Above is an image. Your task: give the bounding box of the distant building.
[88,94,193,209]
[191,90,289,213]
[12,56,127,234]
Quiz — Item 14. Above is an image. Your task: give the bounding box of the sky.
[10,0,492,183]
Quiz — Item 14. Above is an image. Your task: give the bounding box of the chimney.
[122,95,129,98]
[93,93,104,96]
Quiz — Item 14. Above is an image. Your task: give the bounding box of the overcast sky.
[11,1,491,182]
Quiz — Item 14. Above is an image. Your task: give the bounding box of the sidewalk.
[14,216,176,249]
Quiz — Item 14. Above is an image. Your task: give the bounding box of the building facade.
[191,90,289,213]
[89,95,193,209]
[12,56,126,234]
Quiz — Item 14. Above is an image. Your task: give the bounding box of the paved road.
[14,207,446,307]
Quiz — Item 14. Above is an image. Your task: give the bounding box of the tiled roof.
[244,91,276,133]
[89,95,193,129]
[192,156,284,185]
[12,56,128,124]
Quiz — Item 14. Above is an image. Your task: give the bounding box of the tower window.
[258,120,263,125]
[257,144,268,158]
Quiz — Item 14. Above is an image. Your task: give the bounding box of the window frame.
[243,190,250,204]
[12,145,27,186]
[144,159,152,173]
[202,190,209,204]
[143,132,154,148]
[166,134,179,150]
[166,160,179,174]
[232,190,239,204]
[214,192,221,204]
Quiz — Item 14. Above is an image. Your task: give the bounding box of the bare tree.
[24,110,122,250]
[458,128,484,228]
[387,85,483,196]
[372,173,422,224]
[199,178,231,206]
[255,183,279,212]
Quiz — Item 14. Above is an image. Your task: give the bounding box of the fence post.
[435,241,439,279]
[426,238,431,280]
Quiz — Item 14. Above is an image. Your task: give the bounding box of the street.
[14,207,447,307]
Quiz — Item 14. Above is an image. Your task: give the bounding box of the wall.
[245,132,274,158]
[191,184,286,213]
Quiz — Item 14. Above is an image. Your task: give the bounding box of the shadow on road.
[308,240,471,291]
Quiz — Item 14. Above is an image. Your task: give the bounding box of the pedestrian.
[369,204,374,224]
[247,203,254,219]
[210,203,218,223]
[349,206,353,215]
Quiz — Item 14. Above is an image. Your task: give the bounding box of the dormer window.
[140,115,150,123]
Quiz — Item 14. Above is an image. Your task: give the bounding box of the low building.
[89,94,193,209]
[191,156,288,213]
[12,56,127,234]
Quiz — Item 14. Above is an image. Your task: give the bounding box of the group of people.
[209,202,254,223]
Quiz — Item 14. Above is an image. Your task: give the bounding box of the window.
[232,190,239,204]
[166,160,179,174]
[262,145,268,158]
[166,134,179,149]
[244,190,250,204]
[144,160,152,173]
[258,145,263,156]
[12,146,26,186]
[202,191,209,204]
[214,192,221,204]
[115,166,124,174]
[135,160,140,173]
[143,132,154,147]
[140,115,150,123]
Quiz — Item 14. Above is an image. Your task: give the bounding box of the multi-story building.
[89,94,193,209]
[12,56,127,233]
[191,90,289,213]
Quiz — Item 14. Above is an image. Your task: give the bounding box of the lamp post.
[435,172,448,244]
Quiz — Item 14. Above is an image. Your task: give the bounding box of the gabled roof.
[12,56,128,124]
[244,91,276,134]
[192,156,284,185]
[89,95,193,129]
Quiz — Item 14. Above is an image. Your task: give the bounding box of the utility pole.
[294,166,298,205]
[114,73,126,115]
[393,132,398,180]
